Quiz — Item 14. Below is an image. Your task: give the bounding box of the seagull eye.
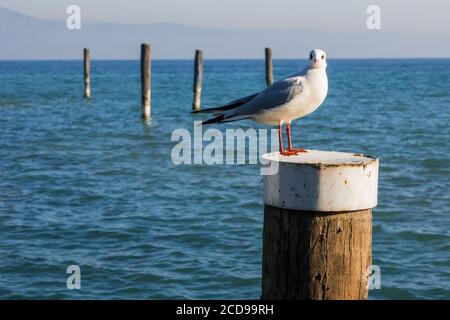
[309,54,313,60]
[321,55,325,59]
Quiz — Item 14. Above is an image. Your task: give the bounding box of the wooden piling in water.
[140,43,151,119]
[261,151,379,300]
[192,49,203,111]
[265,47,273,86]
[84,48,90,98]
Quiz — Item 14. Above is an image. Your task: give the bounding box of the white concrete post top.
[263,150,379,212]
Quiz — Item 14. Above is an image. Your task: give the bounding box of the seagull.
[194,49,328,156]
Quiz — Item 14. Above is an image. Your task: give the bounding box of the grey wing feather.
[228,77,304,118]
[192,92,259,114]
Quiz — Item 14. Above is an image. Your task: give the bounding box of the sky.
[1,0,449,35]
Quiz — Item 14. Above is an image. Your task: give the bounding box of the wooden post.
[140,43,151,119]
[265,47,273,86]
[192,49,203,111]
[261,150,379,300]
[84,48,90,98]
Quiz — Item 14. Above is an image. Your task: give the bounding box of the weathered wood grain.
[265,47,273,86]
[84,48,90,98]
[262,205,372,300]
[140,43,151,119]
[192,49,203,111]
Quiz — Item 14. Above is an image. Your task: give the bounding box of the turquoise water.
[0,59,449,299]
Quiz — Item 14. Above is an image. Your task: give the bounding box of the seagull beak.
[314,59,319,64]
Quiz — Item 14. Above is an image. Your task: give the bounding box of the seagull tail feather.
[201,114,249,126]
[192,105,237,114]
[201,114,225,125]
[191,92,258,114]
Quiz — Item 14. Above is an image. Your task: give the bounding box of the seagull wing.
[192,92,259,114]
[201,75,305,125]
[225,76,304,119]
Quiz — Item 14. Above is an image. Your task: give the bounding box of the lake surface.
[0,59,449,299]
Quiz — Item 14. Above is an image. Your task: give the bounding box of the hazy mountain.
[0,6,449,60]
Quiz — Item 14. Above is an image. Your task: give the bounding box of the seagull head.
[308,49,327,69]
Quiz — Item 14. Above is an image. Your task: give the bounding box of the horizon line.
[1,57,450,62]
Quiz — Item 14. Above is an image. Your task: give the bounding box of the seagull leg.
[278,121,297,156]
[286,121,307,153]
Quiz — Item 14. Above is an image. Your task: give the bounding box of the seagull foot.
[287,148,307,153]
[280,150,299,156]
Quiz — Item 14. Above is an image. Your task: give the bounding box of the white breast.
[253,68,328,125]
